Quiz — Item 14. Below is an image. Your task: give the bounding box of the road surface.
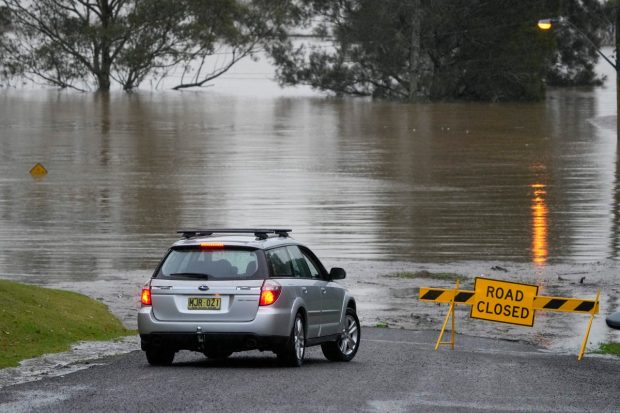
[0,328,618,412]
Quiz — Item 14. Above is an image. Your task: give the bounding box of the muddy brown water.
[0,60,619,353]
[0,85,617,280]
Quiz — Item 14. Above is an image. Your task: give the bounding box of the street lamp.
[537,19,553,31]
[539,15,620,256]
[537,17,616,70]
[538,16,619,139]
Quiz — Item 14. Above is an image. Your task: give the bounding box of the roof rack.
[177,228,292,240]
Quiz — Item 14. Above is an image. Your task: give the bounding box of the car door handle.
[301,287,308,294]
[321,288,327,294]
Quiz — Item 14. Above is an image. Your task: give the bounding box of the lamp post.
[538,16,618,139]
[538,18,616,70]
[540,15,620,259]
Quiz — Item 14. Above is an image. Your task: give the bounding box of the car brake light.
[141,285,152,306]
[200,242,225,249]
[259,280,282,306]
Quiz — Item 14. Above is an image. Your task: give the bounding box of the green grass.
[375,321,389,328]
[385,270,464,282]
[599,342,620,357]
[0,279,133,368]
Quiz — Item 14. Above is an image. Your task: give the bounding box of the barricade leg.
[577,289,600,361]
[451,297,455,350]
[434,280,459,351]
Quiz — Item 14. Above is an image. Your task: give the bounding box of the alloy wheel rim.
[339,314,359,356]
[294,318,305,360]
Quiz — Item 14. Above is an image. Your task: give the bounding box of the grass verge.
[385,270,464,282]
[0,279,133,368]
[599,342,620,357]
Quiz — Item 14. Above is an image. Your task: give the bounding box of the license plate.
[188,297,221,310]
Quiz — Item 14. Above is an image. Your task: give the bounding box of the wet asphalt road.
[1,328,619,413]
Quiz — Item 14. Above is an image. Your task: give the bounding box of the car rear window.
[156,247,266,280]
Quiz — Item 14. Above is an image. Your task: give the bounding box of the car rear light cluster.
[259,280,282,306]
[141,282,152,306]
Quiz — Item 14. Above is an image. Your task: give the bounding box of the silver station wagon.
[138,229,361,367]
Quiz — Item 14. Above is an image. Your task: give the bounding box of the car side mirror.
[329,267,346,280]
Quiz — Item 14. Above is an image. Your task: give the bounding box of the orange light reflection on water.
[530,183,548,266]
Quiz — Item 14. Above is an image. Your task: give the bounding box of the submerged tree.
[0,5,15,84]
[269,0,607,101]
[0,6,7,39]
[1,0,299,91]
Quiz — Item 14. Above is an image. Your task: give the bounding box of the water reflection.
[530,183,548,266]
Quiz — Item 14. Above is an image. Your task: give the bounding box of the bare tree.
[171,0,299,90]
[0,5,18,84]
[1,0,300,91]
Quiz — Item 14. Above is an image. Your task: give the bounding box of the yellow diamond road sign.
[470,277,539,327]
[29,162,48,177]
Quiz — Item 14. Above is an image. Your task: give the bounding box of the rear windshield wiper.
[169,272,211,279]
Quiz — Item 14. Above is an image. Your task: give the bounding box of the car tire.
[321,308,361,362]
[279,312,305,367]
[145,348,175,366]
[204,349,233,360]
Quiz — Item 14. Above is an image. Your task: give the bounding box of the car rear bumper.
[137,306,292,351]
[140,332,288,353]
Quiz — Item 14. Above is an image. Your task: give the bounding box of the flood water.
[0,61,618,283]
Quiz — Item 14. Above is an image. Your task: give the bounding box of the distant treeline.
[0,0,615,101]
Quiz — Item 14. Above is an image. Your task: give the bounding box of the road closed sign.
[471,278,539,326]
[420,277,600,359]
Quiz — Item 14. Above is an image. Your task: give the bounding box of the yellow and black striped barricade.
[419,278,600,360]
[419,287,476,304]
[533,296,599,314]
[419,285,474,351]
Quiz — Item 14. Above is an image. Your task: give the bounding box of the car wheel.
[280,313,305,367]
[204,349,233,360]
[145,348,175,366]
[321,308,361,362]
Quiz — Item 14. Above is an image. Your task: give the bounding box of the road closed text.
[471,278,539,326]
[475,288,530,319]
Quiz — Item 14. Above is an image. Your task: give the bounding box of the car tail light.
[199,242,225,249]
[259,280,282,306]
[141,283,152,306]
